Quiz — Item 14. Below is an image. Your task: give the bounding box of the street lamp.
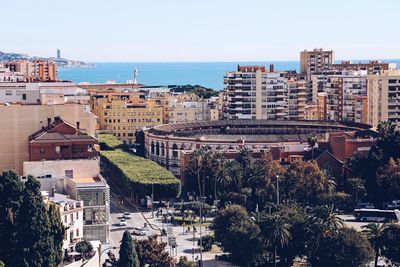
[276,175,280,206]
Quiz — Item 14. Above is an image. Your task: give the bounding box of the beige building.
[25,159,110,243]
[304,103,319,120]
[91,91,164,144]
[167,94,210,124]
[332,60,396,75]
[300,48,335,80]
[287,79,307,120]
[0,104,97,174]
[367,71,400,127]
[312,71,367,122]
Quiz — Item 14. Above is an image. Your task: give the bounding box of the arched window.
[156,142,160,156]
[151,141,155,154]
[172,143,178,158]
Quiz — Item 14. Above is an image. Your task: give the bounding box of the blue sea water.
[58,60,400,91]
[58,61,299,90]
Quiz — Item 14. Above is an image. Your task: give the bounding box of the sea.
[58,60,400,91]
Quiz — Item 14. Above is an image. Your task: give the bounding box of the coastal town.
[1,47,400,267]
[1,0,400,267]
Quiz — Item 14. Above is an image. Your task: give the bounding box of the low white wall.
[23,159,100,179]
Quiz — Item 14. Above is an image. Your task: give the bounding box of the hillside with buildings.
[0,50,94,68]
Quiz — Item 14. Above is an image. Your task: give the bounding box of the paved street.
[103,177,236,266]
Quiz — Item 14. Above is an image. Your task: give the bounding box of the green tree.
[134,235,173,267]
[48,203,65,265]
[16,176,55,267]
[313,205,344,237]
[345,177,366,203]
[376,158,400,202]
[381,223,400,264]
[212,205,261,266]
[283,160,335,205]
[309,227,374,267]
[346,121,400,206]
[0,260,4,267]
[260,214,291,267]
[118,230,139,267]
[75,240,93,259]
[274,205,311,267]
[0,170,23,266]
[362,223,388,267]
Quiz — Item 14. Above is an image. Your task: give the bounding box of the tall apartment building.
[332,60,396,75]
[5,60,58,81]
[287,79,307,120]
[23,118,110,243]
[224,65,298,120]
[91,90,164,144]
[367,71,400,127]
[300,48,335,79]
[312,71,367,122]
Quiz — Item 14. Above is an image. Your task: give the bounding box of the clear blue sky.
[2,0,399,62]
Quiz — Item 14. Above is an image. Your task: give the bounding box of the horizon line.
[79,58,400,64]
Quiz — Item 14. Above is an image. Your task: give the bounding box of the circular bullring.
[144,120,373,177]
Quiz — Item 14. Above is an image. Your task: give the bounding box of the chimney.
[269,64,275,73]
[76,121,80,132]
[47,117,51,127]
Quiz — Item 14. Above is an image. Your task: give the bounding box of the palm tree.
[211,150,225,202]
[362,223,388,267]
[246,162,265,209]
[192,146,210,198]
[261,214,292,267]
[307,135,318,160]
[314,205,344,237]
[220,161,243,193]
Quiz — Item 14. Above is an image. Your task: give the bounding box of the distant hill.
[0,51,94,68]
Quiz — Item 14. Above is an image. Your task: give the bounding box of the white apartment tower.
[224,65,295,120]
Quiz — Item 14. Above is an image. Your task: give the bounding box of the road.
[103,176,236,266]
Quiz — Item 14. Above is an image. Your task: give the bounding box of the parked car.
[132,229,147,236]
[123,212,132,219]
[119,219,127,226]
[386,200,400,209]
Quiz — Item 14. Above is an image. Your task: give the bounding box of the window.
[76,212,79,220]
[64,215,67,224]
[172,144,178,158]
[5,90,12,96]
[22,94,26,100]
[65,170,73,179]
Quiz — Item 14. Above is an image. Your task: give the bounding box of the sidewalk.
[142,211,235,266]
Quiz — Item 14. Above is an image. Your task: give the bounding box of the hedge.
[98,132,125,151]
[99,133,180,199]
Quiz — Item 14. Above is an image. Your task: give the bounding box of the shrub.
[198,235,215,251]
[75,240,93,259]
